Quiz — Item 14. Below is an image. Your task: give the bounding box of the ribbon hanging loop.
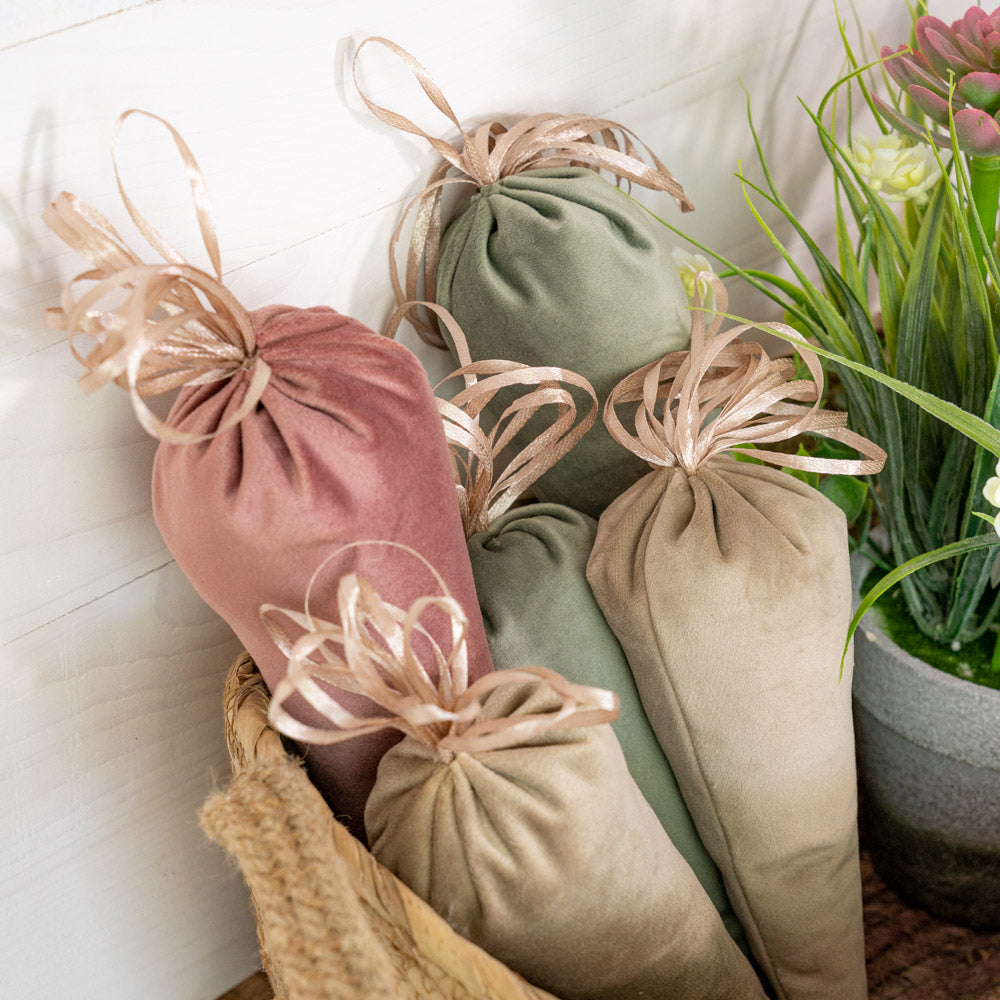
[385,301,598,536]
[353,36,694,348]
[44,109,269,444]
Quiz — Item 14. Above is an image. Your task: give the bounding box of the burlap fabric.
[587,456,867,1000]
[366,676,766,1000]
[200,654,559,1000]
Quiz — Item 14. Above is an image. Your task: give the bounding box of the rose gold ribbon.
[43,109,270,443]
[386,301,598,536]
[261,541,619,760]
[353,36,694,348]
[605,275,887,476]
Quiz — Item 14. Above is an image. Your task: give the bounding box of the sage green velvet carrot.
[438,166,691,516]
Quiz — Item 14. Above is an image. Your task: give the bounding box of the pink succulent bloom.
[877,6,1000,156]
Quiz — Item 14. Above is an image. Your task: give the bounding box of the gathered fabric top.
[44,109,272,444]
[352,35,693,347]
[604,275,887,478]
[261,541,619,760]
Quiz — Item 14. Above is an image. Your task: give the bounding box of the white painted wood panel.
[0,1,958,997]
[2,0,162,51]
[2,566,250,998]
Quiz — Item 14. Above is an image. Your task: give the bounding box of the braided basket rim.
[217,651,560,1000]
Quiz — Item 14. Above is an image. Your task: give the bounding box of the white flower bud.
[672,248,716,310]
[983,475,1000,507]
[849,133,942,205]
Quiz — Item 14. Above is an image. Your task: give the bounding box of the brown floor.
[217,970,271,1000]
[862,852,1000,999]
[217,849,1000,1000]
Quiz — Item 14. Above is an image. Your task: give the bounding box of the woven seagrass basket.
[200,652,559,1000]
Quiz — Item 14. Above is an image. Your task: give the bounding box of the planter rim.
[850,550,1000,771]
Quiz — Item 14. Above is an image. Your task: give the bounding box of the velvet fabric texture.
[366,678,767,1000]
[587,456,867,1000]
[465,501,751,959]
[436,166,690,517]
[152,304,492,840]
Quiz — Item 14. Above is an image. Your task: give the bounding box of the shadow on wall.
[567,0,914,329]
[334,30,471,367]
[0,106,60,344]
[635,0,840,335]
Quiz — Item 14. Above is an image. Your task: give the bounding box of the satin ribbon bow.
[43,109,270,443]
[385,301,598,537]
[261,541,619,760]
[605,275,887,476]
[353,36,694,348]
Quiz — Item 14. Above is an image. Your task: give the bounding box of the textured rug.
[864,849,1000,999]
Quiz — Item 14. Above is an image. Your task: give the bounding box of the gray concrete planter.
[851,554,1000,928]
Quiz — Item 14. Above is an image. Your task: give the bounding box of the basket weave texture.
[200,652,559,1000]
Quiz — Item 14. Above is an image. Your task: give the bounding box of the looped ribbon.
[43,109,270,443]
[260,541,619,761]
[605,275,887,476]
[353,36,694,348]
[385,301,598,537]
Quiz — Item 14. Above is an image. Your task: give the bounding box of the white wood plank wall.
[0,1,949,997]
